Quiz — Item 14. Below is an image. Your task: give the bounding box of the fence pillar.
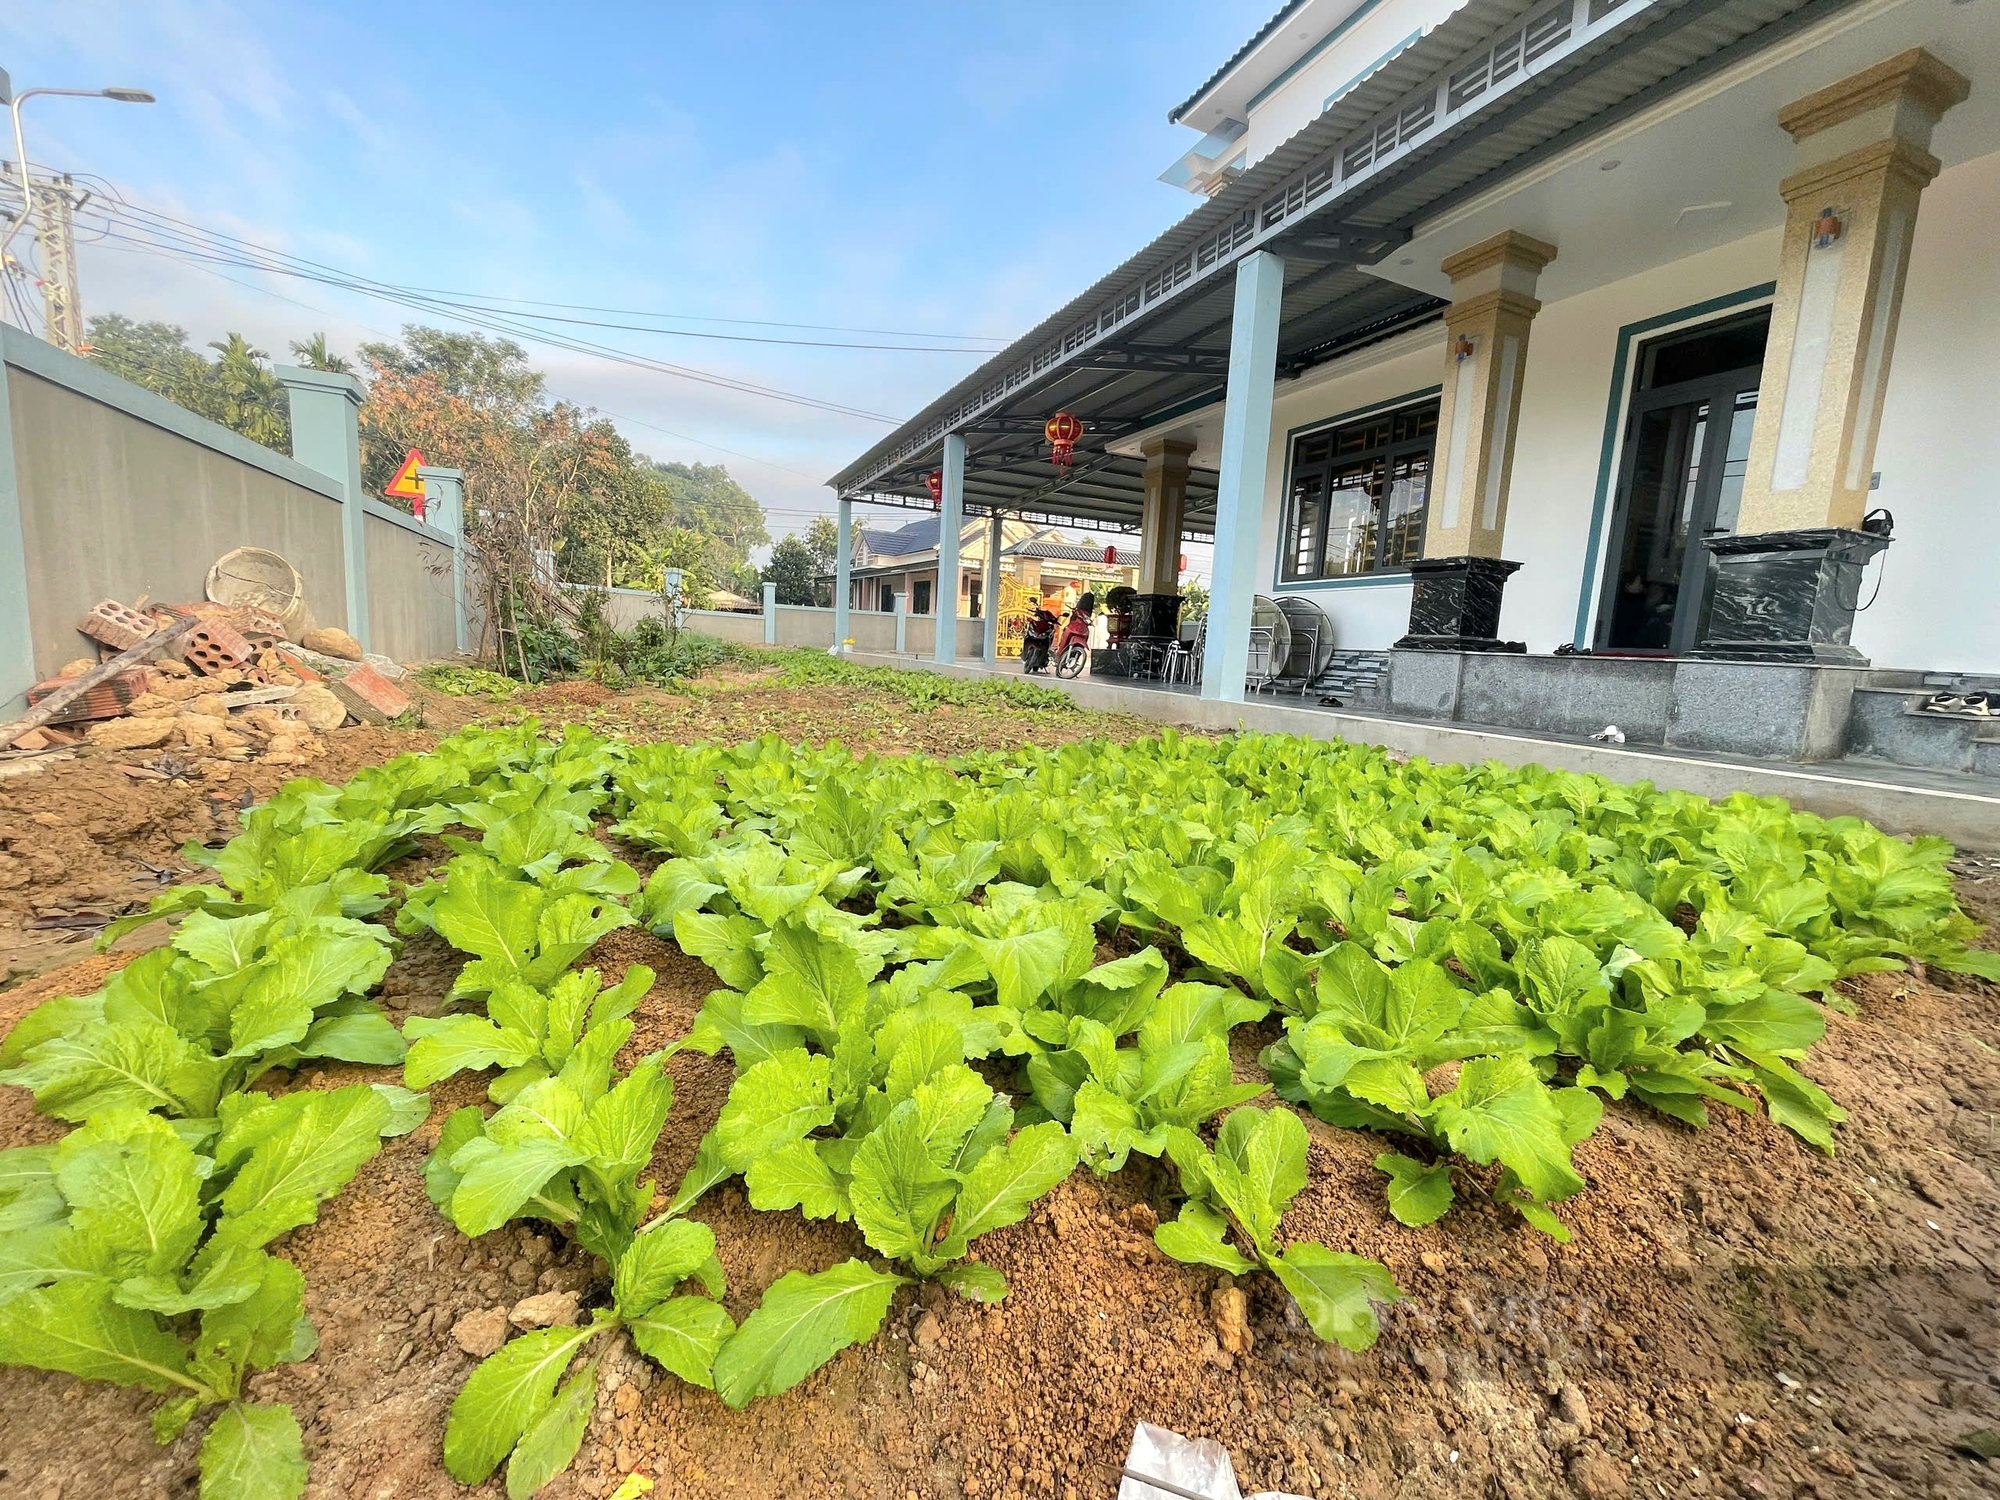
[416,466,468,653]
[276,365,370,651]
[895,592,908,654]
[833,495,853,654]
[762,582,778,645]
[0,329,32,711]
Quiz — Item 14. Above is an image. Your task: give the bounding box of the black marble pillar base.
[1128,593,1182,643]
[1393,556,1526,653]
[1689,527,1889,666]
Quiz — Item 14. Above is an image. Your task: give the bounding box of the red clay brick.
[78,600,159,652]
[26,668,158,724]
[182,620,262,679]
[327,662,409,724]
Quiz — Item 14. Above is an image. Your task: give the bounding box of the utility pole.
[0,67,155,348]
[32,175,80,352]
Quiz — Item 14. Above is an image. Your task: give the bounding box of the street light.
[1,74,157,260]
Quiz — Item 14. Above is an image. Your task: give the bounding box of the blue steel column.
[276,365,370,652]
[417,466,468,653]
[935,433,966,665]
[982,508,1003,662]
[1200,251,1285,703]
[833,495,853,653]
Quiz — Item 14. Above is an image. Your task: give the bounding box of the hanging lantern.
[1103,545,1118,565]
[925,470,943,509]
[1045,411,1083,468]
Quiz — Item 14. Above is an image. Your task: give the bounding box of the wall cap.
[273,364,364,406]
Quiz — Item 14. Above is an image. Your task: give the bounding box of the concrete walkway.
[845,650,2000,848]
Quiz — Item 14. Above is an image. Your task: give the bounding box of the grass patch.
[766,650,1076,712]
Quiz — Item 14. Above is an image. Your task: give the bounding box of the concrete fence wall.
[361,505,464,665]
[0,327,465,708]
[567,585,984,660]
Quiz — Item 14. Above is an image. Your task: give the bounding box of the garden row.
[2,720,1992,1498]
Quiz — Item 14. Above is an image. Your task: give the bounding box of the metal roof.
[833,0,1855,533]
[1170,0,1316,124]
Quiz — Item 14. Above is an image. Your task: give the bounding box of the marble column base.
[1689,527,1889,667]
[1393,556,1525,653]
[1128,593,1183,642]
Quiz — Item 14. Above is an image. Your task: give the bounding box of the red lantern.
[1045,411,1083,468]
[1103,545,1117,565]
[925,470,943,508]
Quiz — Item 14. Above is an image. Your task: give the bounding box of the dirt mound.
[0,724,431,923]
[0,684,1994,1500]
[520,680,620,708]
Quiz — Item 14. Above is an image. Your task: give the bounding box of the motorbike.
[1053,594,1096,680]
[1020,608,1058,674]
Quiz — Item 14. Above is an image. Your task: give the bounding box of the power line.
[71,191,913,423]
[391,287,1008,345]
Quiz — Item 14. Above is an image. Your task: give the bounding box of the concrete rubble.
[8,595,413,770]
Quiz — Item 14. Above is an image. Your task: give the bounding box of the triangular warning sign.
[384,448,426,501]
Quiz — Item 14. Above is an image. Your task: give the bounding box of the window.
[1280,400,1438,582]
[913,578,933,615]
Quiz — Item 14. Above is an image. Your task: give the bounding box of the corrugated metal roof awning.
[833,0,1858,532]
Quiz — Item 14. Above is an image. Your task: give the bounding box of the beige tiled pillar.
[1421,231,1557,559]
[1136,437,1194,595]
[1735,48,1969,534]
[1396,231,1553,652]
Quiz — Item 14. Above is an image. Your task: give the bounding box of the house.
[829,0,2000,772]
[847,515,1141,616]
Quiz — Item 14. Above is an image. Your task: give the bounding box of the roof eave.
[1168,0,1314,124]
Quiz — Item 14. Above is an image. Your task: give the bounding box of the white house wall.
[1256,332,1440,651]
[1238,0,1468,171]
[1853,152,2000,673]
[1497,226,1786,653]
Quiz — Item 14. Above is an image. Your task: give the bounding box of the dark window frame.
[1278,396,1440,584]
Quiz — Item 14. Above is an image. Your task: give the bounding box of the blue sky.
[1,1,1271,559]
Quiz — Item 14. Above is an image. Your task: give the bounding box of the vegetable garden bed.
[0,696,1996,1500]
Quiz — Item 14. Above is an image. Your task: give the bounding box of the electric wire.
[85,225,901,423]
[56,188,908,422]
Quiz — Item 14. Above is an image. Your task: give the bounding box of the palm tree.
[289,332,352,375]
[208,334,289,449]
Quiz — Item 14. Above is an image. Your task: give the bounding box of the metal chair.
[1164,616,1204,687]
[1247,625,1277,691]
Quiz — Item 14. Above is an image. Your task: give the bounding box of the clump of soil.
[0,723,433,926]
[0,680,1995,1500]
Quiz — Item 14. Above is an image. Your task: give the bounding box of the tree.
[83,316,288,452]
[800,514,863,603]
[204,334,289,449]
[655,462,769,581]
[288,333,351,375]
[762,535,819,605]
[1179,580,1210,620]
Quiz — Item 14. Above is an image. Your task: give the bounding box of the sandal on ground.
[1921,693,1967,715]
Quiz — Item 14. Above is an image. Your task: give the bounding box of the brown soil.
[0,681,1996,1500]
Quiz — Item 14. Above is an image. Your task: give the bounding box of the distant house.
[848,516,1143,616]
